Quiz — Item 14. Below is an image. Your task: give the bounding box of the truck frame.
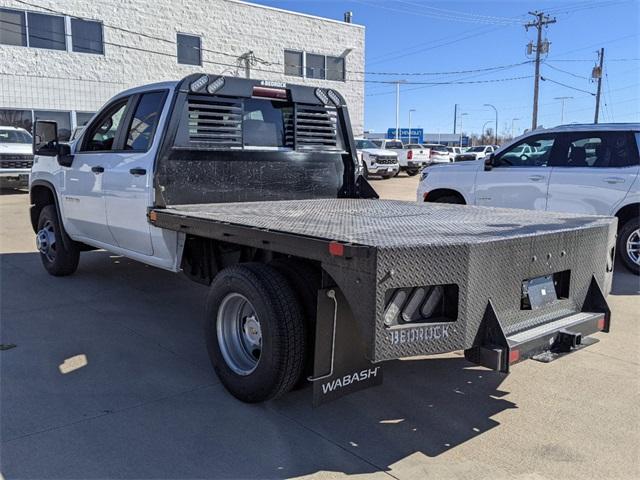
[30,75,615,406]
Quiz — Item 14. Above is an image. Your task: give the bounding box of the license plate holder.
[523,274,557,310]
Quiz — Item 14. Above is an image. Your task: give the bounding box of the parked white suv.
[355,139,399,179]
[417,124,640,273]
[0,126,33,185]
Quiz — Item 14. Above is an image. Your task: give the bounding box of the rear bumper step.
[465,311,607,372]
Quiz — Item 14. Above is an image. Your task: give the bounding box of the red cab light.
[252,86,288,100]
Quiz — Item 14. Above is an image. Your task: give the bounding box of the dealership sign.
[387,128,423,143]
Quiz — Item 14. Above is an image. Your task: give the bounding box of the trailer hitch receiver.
[554,329,582,352]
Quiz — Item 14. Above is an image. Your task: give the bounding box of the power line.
[543,62,591,80]
[540,76,596,96]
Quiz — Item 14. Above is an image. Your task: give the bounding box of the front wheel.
[205,263,306,402]
[36,205,80,276]
[618,218,640,274]
[406,169,420,176]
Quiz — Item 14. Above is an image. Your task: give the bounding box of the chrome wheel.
[216,293,262,376]
[36,220,57,263]
[626,227,640,266]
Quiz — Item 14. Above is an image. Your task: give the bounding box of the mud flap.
[310,288,382,406]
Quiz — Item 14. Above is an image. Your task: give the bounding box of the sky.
[250,0,639,136]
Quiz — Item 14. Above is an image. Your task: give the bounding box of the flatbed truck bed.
[152,199,615,405]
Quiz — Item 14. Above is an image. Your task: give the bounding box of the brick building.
[0,0,365,139]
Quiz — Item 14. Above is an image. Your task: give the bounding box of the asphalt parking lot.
[1,176,639,480]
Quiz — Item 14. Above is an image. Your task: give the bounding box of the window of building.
[76,112,95,126]
[284,50,303,77]
[82,101,127,151]
[33,110,71,141]
[125,91,167,151]
[306,53,325,80]
[27,12,66,51]
[177,33,201,66]
[0,109,32,131]
[71,18,103,54]
[326,55,345,81]
[0,8,27,46]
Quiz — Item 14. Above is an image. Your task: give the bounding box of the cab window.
[553,132,639,168]
[495,136,555,167]
[81,99,128,152]
[125,91,167,151]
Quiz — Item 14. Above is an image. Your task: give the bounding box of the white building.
[0,0,365,139]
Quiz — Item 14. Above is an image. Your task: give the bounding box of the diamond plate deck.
[160,199,612,247]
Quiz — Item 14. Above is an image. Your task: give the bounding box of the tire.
[394,169,401,177]
[431,195,464,205]
[270,258,320,388]
[205,263,306,403]
[36,205,80,276]
[617,217,640,274]
[406,169,420,177]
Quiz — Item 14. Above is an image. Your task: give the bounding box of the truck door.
[63,97,131,245]
[546,131,640,215]
[474,134,557,211]
[103,90,168,255]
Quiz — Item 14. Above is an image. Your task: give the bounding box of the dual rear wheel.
[205,261,317,403]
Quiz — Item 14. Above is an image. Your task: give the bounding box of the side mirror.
[33,120,74,166]
[484,154,495,171]
[34,120,59,157]
[58,143,74,167]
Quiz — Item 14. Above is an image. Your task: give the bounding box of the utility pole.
[594,48,605,123]
[453,103,458,134]
[393,81,406,140]
[525,11,556,131]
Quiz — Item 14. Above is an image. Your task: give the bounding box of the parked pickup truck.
[30,75,615,406]
[372,139,428,176]
[0,126,33,185]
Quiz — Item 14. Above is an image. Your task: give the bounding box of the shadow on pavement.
[611,260,639,295]
[0,249,632,478]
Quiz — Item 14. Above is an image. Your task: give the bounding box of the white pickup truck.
[371,139,429,176]
[29,75,617,406]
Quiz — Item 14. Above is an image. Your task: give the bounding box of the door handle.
[528,174,545,181]
[129,168,147,176]
[604,177,625,184]
[91,166,104,173]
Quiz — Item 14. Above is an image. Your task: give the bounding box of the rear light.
[407,150,413,160]
[252,86,288,100]
[509,349,521,364]
[597,317,606,330]
[328,241,345,257]
[429,150,434,158]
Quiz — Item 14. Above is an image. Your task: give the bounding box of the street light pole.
[484,103,498,145]
[459,112,468,147]
[482,120,492,140]
[511,118,520,138]
[393,80,406,140]
[554,96,573,124]
[408,109,416,144]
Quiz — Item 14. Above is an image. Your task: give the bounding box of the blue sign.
[387,128,423,143]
